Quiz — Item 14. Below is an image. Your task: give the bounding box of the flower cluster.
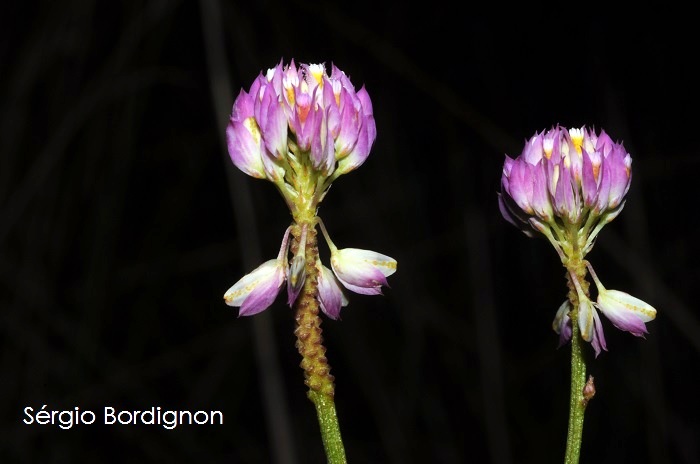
[499,125,631,255]
[226,59,376,216]
[223,59,396,319]
[552,262,657,357]
[224,222,397,319]
[499,125,656,356]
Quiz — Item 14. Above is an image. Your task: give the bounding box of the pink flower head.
[226,59,376,184]
[499,126,632,256]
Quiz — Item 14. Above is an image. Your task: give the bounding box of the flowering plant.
[499,125,656,463]
[224,60,396,463]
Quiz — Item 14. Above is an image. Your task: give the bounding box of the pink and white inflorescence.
[499,125,656,356]
[223,60,396,320]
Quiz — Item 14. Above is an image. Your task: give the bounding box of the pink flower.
[499,126,632,256]
[554,263,657,356]
[224,227,291,317]
[330,248,397,295]
[316,262,348,320]
[589,263,656,338]
[319,218,396,297]
[226,60,376,182]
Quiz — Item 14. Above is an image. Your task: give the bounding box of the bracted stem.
[291,222,347,464]
[564,259,590,464]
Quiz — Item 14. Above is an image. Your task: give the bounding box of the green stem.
[292,222,347,464]
[564,259,590,464]
[565,308,587,464]
[309,390,346,464]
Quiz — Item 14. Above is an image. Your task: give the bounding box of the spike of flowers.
[224,60,393,319]
[499,125,655,355]
[499,124,657,463]
[223,59,395,463]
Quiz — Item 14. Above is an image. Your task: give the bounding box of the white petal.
[337,248,397,277]
[599,290,656,323]
[578,299,595,342]
[224,259,279,307]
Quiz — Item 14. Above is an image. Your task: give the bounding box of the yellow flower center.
[543,138,554,159]
[569,127,584,154]
[308,63,325,86]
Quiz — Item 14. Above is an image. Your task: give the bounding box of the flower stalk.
[565,306,587,464]
[498,125,658,463]
[223,60,396,462]
[564,258,589,464]
[291,223,346,462]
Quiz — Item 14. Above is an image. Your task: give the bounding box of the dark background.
[2,1,698,463]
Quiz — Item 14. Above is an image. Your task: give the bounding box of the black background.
[2,1,698,463]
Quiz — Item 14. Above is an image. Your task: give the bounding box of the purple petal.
[356,86,376,144]
[262,91,288,160]
[324,77,341,137]
[590,308,607,358]
[247,73,266,105]
[320,112,335,175]
[552,300,572,348]
[337,261,388,288]
[226,119,265,178]
[595,130,615,157]
[505,159,534,214]
[317,264,348,319]
[597,290,656,337]
[337,279,383,296]
[356,85,374,117]
[594,156,612,213]
[553,164,577,222]
[502,155,514,178]
[337,114,373,174]
[330,247,396,291]
[334,90,361,159]
[581,149,598,207]
[605,146,632,210]
[310,106,330,170]
[224,260,286,317]
[231,89,254,122]
[292,91,314,150]
[521,131,544,165]
[531,160,553,221]
[239,270,285,316]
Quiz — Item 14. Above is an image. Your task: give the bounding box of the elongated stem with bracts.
[564,258,590,464]
[291,222,347,464]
